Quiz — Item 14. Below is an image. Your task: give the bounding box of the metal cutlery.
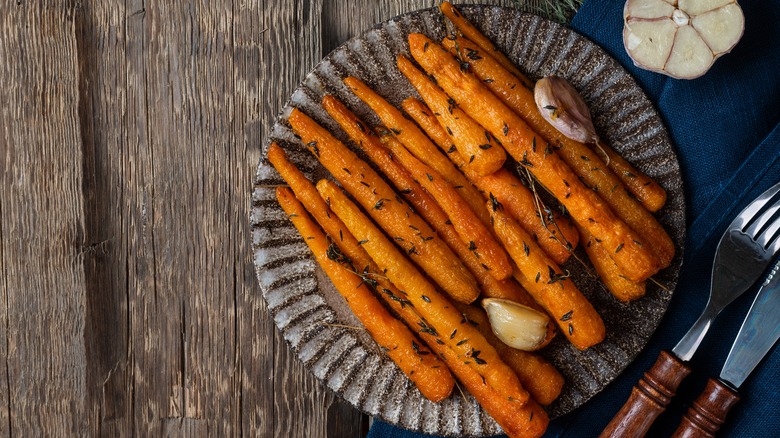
[600,181,780,438]
[671,259,780,437]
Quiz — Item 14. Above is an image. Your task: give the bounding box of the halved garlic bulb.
[623,0,744,79]
[481,298,549,351]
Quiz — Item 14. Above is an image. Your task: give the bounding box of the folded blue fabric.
[369,0,780,436]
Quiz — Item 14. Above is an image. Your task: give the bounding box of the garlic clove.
[679,0,732,16]
[665,25,714,79]
[481,298,550,351]
[534,76,598,144]
[691,3,744,55]
[623,19,678,71]
[623,0,744,79]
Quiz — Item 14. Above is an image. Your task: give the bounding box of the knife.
[672,259,780,438]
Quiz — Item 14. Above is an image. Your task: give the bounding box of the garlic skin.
[534,76,598,144]
[623,0,745,79]
[481,298,550,351]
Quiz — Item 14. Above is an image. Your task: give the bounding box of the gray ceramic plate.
[251,5,685,436]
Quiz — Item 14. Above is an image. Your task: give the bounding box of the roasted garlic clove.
[534,76,598,144]
[481,298,550,351]
[623,0,744,79]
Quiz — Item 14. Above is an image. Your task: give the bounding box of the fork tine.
[745,196,780,239]
[758,216,780,251]
[735,182,780,229]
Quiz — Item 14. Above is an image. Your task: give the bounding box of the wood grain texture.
[1,2,87,435]
[1,1,558,436]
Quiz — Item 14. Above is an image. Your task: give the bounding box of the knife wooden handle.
[599,350,692,438]
[671,378,740,438]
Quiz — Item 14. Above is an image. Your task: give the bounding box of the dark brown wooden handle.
[599,350,692,438]
[671,378,740,438]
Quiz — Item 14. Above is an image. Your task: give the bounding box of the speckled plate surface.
[251,5,685,436]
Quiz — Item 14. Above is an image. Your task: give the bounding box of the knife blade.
[672,258,780,438]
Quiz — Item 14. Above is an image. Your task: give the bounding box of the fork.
[600,181,780,438]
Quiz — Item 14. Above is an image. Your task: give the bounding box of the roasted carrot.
[438,342,549,438]
[402,97,578,266]
[342,76,491,227]
[288,108,479,303]
[579,224,647,303]
[455,303,564,405]
[489,200,606,350]
[439,1,534,89]
[396,54,506,176]
[277,187,455,401]
[442,36,673,265]
[595,142,667,213]
[318,179,532,405]
[321,95,545,317]
[409,33,662,282]
[379,131,513,281]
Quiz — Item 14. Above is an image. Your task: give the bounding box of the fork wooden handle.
[671,378,740,438]
[600,350,692,438]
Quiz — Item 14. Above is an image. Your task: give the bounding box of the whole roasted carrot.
[288,108,480,303]
[379,131,513,281]
[318,179,532,405]
[342,76,491,227]
[321,95,544,314]
[439,1,534,89]
[455,302,564,405]
[402,97,578,266]
[276,187,455,401]
[409,33,662,283]
[489,200,606,350]
[578,224,647,303]
[396,54,506,176]
[442,35,673,265]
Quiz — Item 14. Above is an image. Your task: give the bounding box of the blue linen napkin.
[369,0,780,436]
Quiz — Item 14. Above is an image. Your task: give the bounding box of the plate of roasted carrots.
[251,3,685,437]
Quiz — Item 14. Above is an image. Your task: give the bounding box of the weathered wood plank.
[136,2,187,427]
[75,1,134,435]
[0,2,87,435]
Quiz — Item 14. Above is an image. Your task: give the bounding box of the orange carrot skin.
[489,202,606,350]
[267,142,364,250]
[438,343,549,438]
[322,95,535,307]
[439,1,534,89]
[579,224,647,303]
[408,34,662,283]
[455,303,564,405]
[402,97,578,266]
[318,179,532,405]
[343,76,492,228]
[598,142,667,212]
[276,187,454,401]
[269,142,457,336]
[396,54,506,176]
[379,132,514,281]
[287,108,480,303]
[442,36,673,265]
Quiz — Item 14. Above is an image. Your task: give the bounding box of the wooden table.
[0,1,565,435]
